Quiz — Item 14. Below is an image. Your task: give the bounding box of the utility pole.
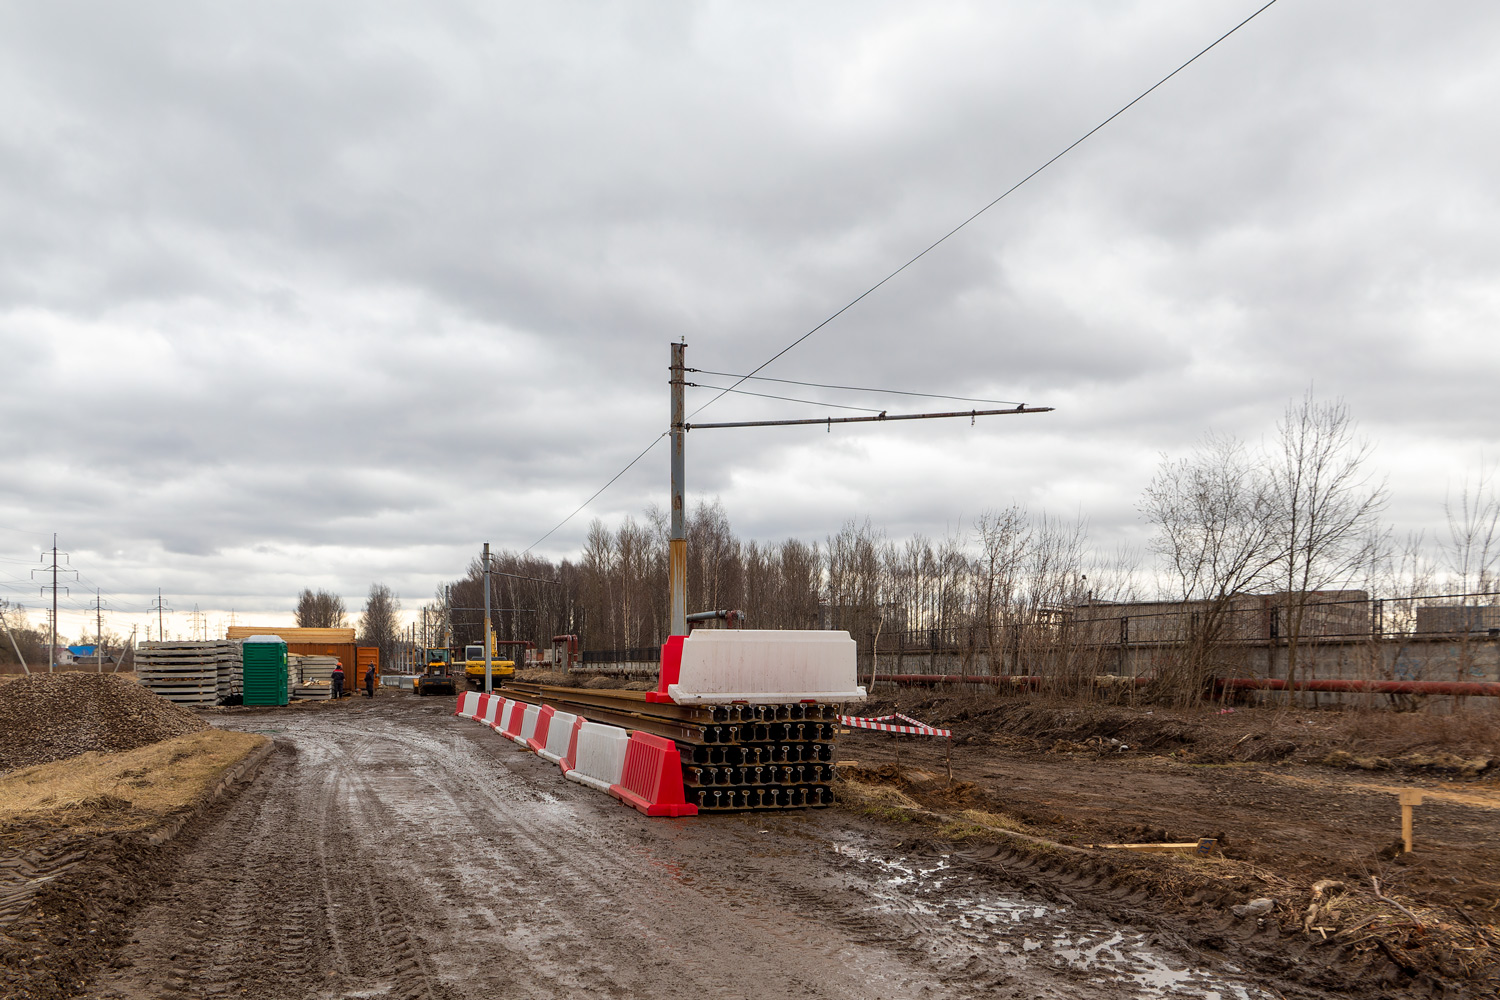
[92,589,105,672]
[482,542,494,693]
[670,341,687,637]
[0,600,28,675]
[33,536,75,672]
[150,590,170,642]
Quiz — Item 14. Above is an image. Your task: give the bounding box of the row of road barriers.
[454,690,697,817]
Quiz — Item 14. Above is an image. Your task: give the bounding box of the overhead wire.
[522,0,1283,551]
[523,433,669,554]
[688,382,886,414]
[688,0,1282,420]
[690,369,1021,407]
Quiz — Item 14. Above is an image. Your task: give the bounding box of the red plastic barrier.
[454,692,467,716]
[474,692,491,723]
[502,700,527,740]
[558,715,586,773]
[645,635,686,705]
[527,705,556,753]
[610,732,698,817]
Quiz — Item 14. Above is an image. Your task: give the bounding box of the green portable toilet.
[242,635,289,706]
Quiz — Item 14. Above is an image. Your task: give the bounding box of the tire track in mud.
[88,702,1305,1000]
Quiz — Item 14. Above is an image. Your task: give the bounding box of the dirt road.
[84,696,1286,1000]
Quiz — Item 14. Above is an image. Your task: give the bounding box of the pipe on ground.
[1216,678,1500,697]
[871,674,1500,697]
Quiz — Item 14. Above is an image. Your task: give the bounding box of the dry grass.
[1338,709,1500,758]
[0,729,268,833]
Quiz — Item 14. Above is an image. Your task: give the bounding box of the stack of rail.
[501,629,864,813]
[136,640,241,706]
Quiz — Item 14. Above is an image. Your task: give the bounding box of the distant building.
[1414,604,1500,636]
[1069,591,1371,644]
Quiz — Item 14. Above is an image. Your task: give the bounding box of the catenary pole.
[670,342,687,637]
[483,542,493,694]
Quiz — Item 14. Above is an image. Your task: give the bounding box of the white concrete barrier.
[455,691,480,718]
[513,704,541,746]
[564,721,629,793]
[667,630,866,705]
[481,696,505,727]
[536,711,579,764]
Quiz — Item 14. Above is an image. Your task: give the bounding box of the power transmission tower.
[33,535,77,672]
[189,604,206,641]
[149,590,171,642]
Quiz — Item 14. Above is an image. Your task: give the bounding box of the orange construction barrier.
[610,732,698,817]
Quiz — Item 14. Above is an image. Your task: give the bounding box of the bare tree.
[1443,462,1499,599]
[358,583,403,671]
[1141,432,1280,703]
[294,588,348,628]
[1267,393,1386,697]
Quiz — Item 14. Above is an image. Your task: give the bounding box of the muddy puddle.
[832,840,1272,999]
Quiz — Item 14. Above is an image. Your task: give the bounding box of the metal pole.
[483,542,493,694]
[51,535,57,672]
[0,602,27,674]
[96,589,102,673]
[670,341,687,637]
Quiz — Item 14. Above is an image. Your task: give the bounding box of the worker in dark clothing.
[364,663,376,697]
[330,661,345,699]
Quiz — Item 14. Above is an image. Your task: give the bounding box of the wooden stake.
[1398,789,1423,853]
[946,737,953,785]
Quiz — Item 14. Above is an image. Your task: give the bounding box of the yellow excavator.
[463,637,528,690]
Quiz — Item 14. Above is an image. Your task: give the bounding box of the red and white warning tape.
[838,714,951,738]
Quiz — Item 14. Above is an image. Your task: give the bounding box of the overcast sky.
[3,1,1498,641]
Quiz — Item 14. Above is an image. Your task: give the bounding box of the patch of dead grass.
[0,729,268,833]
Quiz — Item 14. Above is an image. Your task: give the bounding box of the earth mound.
[0,672,208,773]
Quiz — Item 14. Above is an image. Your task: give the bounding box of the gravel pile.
[0,672,209,773]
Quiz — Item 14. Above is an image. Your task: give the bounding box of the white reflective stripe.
[669,629,866,705]
[565,721,629,790]
[458,692,480,718]
[537,711,578,763]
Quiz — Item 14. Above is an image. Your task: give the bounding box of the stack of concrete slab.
[137,641,240,706]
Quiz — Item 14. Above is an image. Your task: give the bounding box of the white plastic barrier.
[536,711,579,764]
[512,704,541,746]
[667,630,866,705]
[564,721,629,793]
[481,696,505,727]
[456,691,480,718]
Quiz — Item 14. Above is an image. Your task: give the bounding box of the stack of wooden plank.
[137,641,239,706]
